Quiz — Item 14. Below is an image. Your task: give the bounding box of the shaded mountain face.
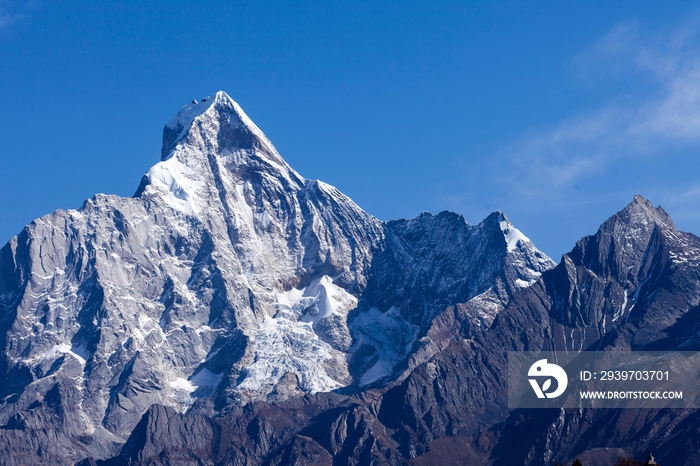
[361,194,700,466]
[480,196,700,466]
[0,92,555,464]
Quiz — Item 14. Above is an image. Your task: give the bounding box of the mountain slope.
[482,195,700,465]
[86,195,700,466]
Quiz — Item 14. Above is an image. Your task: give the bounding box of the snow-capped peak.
[497,213,531,252]
[165,92,264,144]
[164,94,219,135]
[162,91,279,162]
[137,91,306,216]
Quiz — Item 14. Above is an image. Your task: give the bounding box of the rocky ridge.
[98,193,700,466]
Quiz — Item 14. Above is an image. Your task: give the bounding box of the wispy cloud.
[0,10,19,30]
[0,1,40,31]
[502,14,700,200]
[656,185,700,224]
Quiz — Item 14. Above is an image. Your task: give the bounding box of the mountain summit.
[162,91,281,162]
[136,91,300,217]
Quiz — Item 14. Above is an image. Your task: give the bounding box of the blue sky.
[1,1,699,259]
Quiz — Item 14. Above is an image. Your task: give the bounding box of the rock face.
[481,196,700,466]
[0,92,555,464]
[2,92,698,465]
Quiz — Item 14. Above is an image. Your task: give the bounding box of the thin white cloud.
[0,10,19,29]
[656,185,700,224]
[0,1,40,31]
[503,14,700,200]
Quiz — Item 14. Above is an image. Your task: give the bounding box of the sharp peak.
[161,91,275,161]
[614,194,675,229]
[165,91,241,131]
[560,194,676,276]
[627,194,655,210]
[485,210,509,223]
[135,92,305,214]
[480,211,518,231]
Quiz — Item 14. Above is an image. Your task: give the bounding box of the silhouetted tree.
[572,459,583,466]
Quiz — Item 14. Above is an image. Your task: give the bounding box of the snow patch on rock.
[144,154,203,216]
[500,220,531,252]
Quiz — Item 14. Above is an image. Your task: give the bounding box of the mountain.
[0,92,556,465]
[83,185,700,466]
[481,195,700,466]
